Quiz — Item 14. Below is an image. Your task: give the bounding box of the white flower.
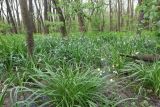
[15,66,18,71]
[101,58,105,61]
[97,38,100,41]
[38,58,42,62]
[116,64,119,67]
[135,52,139,55]
[100,72,103,76]
[113,71,118,74]
[110,79,114,82]
[95,48,99,51]
[99,71,105,76]
[64,57,67,60]
[97,68,101,71]
[108,68,111,72]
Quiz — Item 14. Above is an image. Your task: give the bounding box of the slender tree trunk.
[48,0,53,21]
[52,0,67,37]
[19,0,34,56]
[34,0,45,33]
[15,0,21,27]
[115,1,118,31]
[10,0,16,23]
[0,0,3,19]
[6,0,17,33]
[102,12,105,31]
[127,0,130,29]
[29,0,37,33]
[1,0,7,22]
[77,11,86,32]
[120,0,123,28]
[74,0,86,33]
[109,0,113,31]
[131,0,134,18]
[130,0,134,30]
[44,0,49,34]
[117,0,121,31]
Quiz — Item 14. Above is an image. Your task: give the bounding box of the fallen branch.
[120,53,160,62]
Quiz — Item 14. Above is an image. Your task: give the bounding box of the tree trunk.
[131,0,134,18]
[120,0,123,28]
[19,0,34,56]
[0,0,3,20]
[29,0,37,33]
[48,1,53,21]
[117,0,121,31]
[34,0,45,33]
[15,0,21,27]
[109,0,113,31]
[52,0,67,37]
[77,11,86,32]
[1,0,7,22]
[6,0,17,33]
[44,0,49,34]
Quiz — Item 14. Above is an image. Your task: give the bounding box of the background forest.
[0,0,159,35]
[0,0,160,107]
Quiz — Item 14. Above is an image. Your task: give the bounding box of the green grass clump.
[144,62,160,95]
[0,85,7,107]
[0,32,160,106]
[11,67,110,107]
[138,62,160,96]
[122,62,160,96]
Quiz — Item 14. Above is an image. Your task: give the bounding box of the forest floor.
[107,77,160,107]
[2,75,160,107]
[0,32,160,107]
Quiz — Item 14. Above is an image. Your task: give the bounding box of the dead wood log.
[120,53,160,62]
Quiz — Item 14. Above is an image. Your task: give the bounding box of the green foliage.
[138,0,160,34]
[24,68,109,107]
[0,21,11,34]
[0,85,7,107]
[0,32,160,106]
[0,36,26,72]
[122,62,160,96]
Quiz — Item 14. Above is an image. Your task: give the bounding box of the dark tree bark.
[109,0,113,31]
[44,0,49,34]
[34,0,45,33]
[29,0,37,33]
[120,0,123,28]
[6,0,17,33]
[117,0,121,31]
[52,0,67,37]
[100,12,105,32]
[120,54,160,62]
[15,0,21,27]
[0,0,3,20]
[77,11,86,32]
[19,0,34,56]
[10,0,16,20]
[48,0,53,21]
[127,0,130,30]
[131,0,134,18]
[0,0,7,22]
[74,0,86,32]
